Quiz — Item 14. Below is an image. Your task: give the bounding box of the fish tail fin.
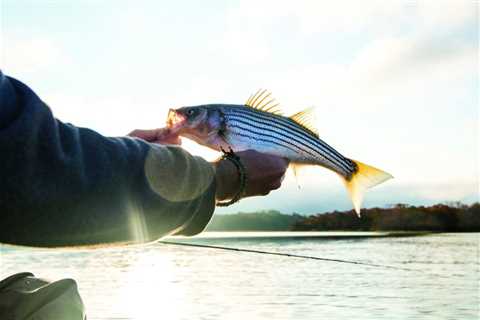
[343,159,393,217]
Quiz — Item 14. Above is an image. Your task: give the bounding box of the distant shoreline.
[206,203,480,232]
[169,231,436,242]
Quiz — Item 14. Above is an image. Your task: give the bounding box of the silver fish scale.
[222,107,355,177]
[227,118,313,161]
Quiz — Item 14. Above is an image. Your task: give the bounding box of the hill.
[206,210,304,231]
[206,203,480,232]
[293,202,480,232]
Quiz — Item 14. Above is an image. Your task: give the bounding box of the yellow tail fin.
[343,160,393,217]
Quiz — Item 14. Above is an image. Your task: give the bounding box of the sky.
[1,0,478,214]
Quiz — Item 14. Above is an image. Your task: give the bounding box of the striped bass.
[166,89,392,216]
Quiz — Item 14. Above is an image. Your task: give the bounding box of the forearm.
[0,73,216,247]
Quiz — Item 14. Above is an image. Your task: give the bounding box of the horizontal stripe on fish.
[227,117,348,174]
[228,123,323,162]
[233,107,350,164]
[225,112,355,174]
[226,113,352,174]
[227,108,355,172]
[232,107,318,138]
[227,121,353,176]
[228,128,309,157]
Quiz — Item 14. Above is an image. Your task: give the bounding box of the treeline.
[292,203,480,232]
[207,203,480,232]
[206,210,304,231]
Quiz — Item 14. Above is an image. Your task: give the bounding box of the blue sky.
[1,1,478,214]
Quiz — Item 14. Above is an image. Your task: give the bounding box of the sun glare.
[181,139,220,162]
[118,251,183,320]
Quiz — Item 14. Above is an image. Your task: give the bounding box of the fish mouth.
[166,109,187,132]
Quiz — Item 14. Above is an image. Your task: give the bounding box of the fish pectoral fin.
[289,107,319,137]
[343,159,393,217]
[245,89,283,115]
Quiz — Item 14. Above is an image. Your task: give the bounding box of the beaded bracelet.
[216,147,247,207]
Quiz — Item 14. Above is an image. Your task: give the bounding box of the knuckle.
[271,182,281,190]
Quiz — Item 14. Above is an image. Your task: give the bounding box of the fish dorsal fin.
[289,107,319,137]
[245,89,283,115]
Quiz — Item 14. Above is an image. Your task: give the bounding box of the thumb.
[154,128,182,145]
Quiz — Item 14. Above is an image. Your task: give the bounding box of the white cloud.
[291,1,408,35]
[225,0,407,36]
[226,0,476,36]
[2,33,69,75]
[351,34,477,88]
[416,0,478,31]
[46,93,168,137]
[216,0,477,112]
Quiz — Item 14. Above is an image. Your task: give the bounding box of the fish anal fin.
[289,107,319,137]
[245,89,283,115]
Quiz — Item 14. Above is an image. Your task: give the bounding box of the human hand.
[214,150,289,202]
[128,128,182,145]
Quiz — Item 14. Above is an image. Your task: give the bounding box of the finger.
[128,129,158,142]
[272,164,290,178]
[151,136,182,145]
[155,128,181,144]
[268,156,290,169]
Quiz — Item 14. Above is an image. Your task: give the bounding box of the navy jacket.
[0,72,216,247]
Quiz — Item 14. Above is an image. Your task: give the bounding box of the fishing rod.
[159,240,415,272]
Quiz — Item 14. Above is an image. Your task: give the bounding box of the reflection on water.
[1,232,478,320]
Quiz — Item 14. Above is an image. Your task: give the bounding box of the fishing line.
[159,240,415,272]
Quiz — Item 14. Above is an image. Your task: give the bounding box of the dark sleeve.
[0,72,216,247]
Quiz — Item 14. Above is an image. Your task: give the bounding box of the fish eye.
[186,109,195,116]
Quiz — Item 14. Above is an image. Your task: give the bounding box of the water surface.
[1,232,478,320]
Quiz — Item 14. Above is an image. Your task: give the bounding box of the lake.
[1,232,478,320]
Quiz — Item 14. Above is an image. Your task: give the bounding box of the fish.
[166,89,393,216]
